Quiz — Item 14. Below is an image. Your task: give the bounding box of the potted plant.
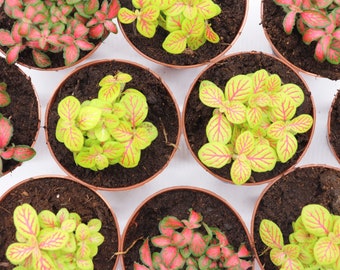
[251,165,340,269]
[0,56,40,176]
[261,0,340,80]
[183,51,315,185]
[117,0,248,68]
[0,175,121,269]
[328,89,340,163]
[0,0,120,70]
[45,59,180,190]
[121,186,254,269]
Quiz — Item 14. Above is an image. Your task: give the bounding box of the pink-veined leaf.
[182,16,204,37]
[38,228,68,250]
[301,204,332,237]
[187,34,206,50]
[205,24,219,43]
[266,74,282,93]
[225,74,253,103]
[12,146,36,162]
[139,239,153,268]
[132,127,152,149]
[6,44,21,65]
[327,44,340,64]
[247,145,277,172]
[199,80,224,108]
[267,121,287,140]
[185,209,203,229]
[313,0,333,8]
[75,149,98,169]
[76,257,93,269]
[198,142,232,168]
[151,235,172,248]
[280,83,304,107]
[206,245,221,260]
[102,141,124,160]
[271,96,296,121]
[302,28,325,44]
[38,210,58,229]
[234,131,254,155]
[120,140,141,168]
[314,237,339,266]
[140,5,160,21]
[301,10,331,28]
[61,219,76,234]
[14,203,40,238]
[0,29,16,46]
[104,20,118,33]
[282,243,300,259]
[259,219,284,250]
[120,93,148,127]
[0,115,13,148]
[84,0,99,14]
[63,44,80,66]
[63,126,84,152]
[276,132,297,163]
[5,242,34,265]
[163,0,185,16]
[160,215,183,230]
[163,246,185,269]
[77,106,102,131]
[98,83,121,103]
[58,96,81,122]
[162,30,187,54]
[269,248,286,266]
[224,101,247,124]
[136,15,158,38]
[287,114,313,134]
[118,7,137,24]
[110,121,133,142]
[89,24,104,39]
[206,113,232,144]
[248,92,271,108]
[165,14,182,32]
[281,257,304,270]
[283,11,297,34]
[196,0,221,19]
[76,223,90,242]
[246,106,265,128]
[230,156,252,185]
[32,50,51,68]
[190,232,207,257]
[252,69,269,94]
[183,1,197,20]
[198,255,212,269]
[75,39,94,51]
[315,35,332,62]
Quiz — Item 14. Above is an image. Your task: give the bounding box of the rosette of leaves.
[133,209,253,269]
[55,71,158,171]
[273,0,340,64]
[0,82,36,175]
[5,203,105,270]
[259,204,340,269]
[118,0,221,54]
[0,0,120,67]
[197,69,313,185]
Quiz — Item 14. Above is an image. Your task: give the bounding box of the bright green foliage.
[197,69,314,185]
[118,0,221,54]
[56,72,158,170]
[259,204,340,269]
[6,203,104,270]
[133,209,253,270]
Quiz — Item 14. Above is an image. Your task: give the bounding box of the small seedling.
[6,203,104,270]
[134,208,253,269]
[118,0,221,54]
[56,71,158,170]
[259,204,340,269]
[197,69,313,185]
[0,82,36,175]
[273,0,340,64]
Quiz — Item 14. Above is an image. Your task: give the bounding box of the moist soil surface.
[252,166,340,269]
[119,0,247,66]
[0,57,40,175]
[122,188,253,269]
[329,90,340,162]
[0,177,120,269]
[184,52,314,184]
[46,60,179,189]
[262,0,340,80]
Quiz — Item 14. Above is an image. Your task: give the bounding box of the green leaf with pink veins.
[38,228,69,250]
[38,210,59,229]
[251,69,269,94]
[276,132,298,163]
[102,141,125,160]
[247,144,277,173]
[205,112,232,144]
[270,95,296,122]
[266,74,282,93]
[58,96,81,122]
[198,142,233,168]
[120,140,141,168]
[259,219,284,250]
[77,106,102,131]
[287,114,313,134]
[280,83,304,107]
[301,204,332,237]
[13,203,40,238]
[199,80,225,108]
[225,74,253,103]
[110,120,133,142]
[120,92,148,127]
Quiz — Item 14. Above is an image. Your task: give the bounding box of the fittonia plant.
[134,209,253,269]
[273,0,340,64]
[197,69,313,185]
[259,204,340,269]
[118,0,221,54]
[5,203,104,270]
[0,0,120,67]
[56,71,158,170]
[0,82,36,175]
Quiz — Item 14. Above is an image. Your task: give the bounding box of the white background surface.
[1,1,340,269]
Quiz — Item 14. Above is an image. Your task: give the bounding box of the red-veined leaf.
[75,39,94,51]
[183,2,197,19]
[225,101,247,124]
[182,16,204,37]
[206,113,232,143]
[104,20,118,33]
[63,126,84,152]
[230,156,251,185]
[252,69,269,94]
[89,24,104,39]
[259,219,284,249]
[141,5,160,21]
[266,74,282,93]
[205,24,219,43]
[269,248,286,266]
[301,10,331,28]
[165,14,182,32]
[196,0,221,19]
[75,149,98,169]
[225,75,253,103]
[57,97,80,119]
[199,80,224,108]
[234,131,254,155]
[163,0,185,16]
[118,7,137,24]
[267,121,287,139]
[102,141,124,160]
[119,140,141,168]
[280,83,304,107]
[301,204,332,237]
[12,146,36,162]
[187,34,205,50]
[76,223,90,242]
[120,93,148,127]
[137,17,157,38]
[38,228,68,250]
[110,121,133,142]
[0,116,13,148]
[6,242,34,265]
[287,114,313,134]
[198,142,232,168]
[14,204,39,238]
[246,106,265,128]
[247,145,277,172]
[76,257,93,269]
[77,106,102,130]
[206,245,221,260]
[133,127,153,149]
[162,30,187,54]
[314,237,339,265]
[283,11,297,34]
[271,96,296,121]
[276,132,297,163]
[160,215,183,229]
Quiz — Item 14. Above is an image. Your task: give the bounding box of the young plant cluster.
[118,0,221,54]
[197,69,313,185]
[0,82,36,175]
[273,0,340,64]
[259,204,340,269]
[5,203,104,270]
[56,71,158,171]
[134,209,253,269]
[0,0,119,67]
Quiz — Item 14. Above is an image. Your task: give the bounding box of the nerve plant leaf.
[259,219,284,250]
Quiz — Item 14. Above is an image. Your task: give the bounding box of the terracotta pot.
[328,90,340,164]
[182,51,315,185]
[45,59,181,190]
[251,165,340,269]
[121,186,254,269]
[0,57,40,176]
[261,0,340,80]
[0,175,121,269]
[118,0,248,68]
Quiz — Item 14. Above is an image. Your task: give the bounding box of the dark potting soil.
[184,52,314,184]
[122,188,253,269]
[46,60,179,189]
[0,177,120,269]
[0,57,40,175]
[252,166,340,269]
[118,0,247,66]
[262,0,340,80]
[329,90,340,162]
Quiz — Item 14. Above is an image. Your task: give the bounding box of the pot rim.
[327,90,340,164]
[182,50,316,186]
[44,58,181,191]
[250,164,340,269]
[120,185,254,269]
[117,0,249,69]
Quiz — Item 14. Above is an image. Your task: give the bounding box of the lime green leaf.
[76,256,93,270]
[110,121,133,142]
[267,121,287,140]
[283,244,300,259]
[205,24,219,43]
[63,126,84,152]
[248,92,271,108]
[276,132,297,163]
[94,123,111,142]
[120,141,141,168]
[206,113,232,143]
[225,101,247,124]
[118,7,137,24]
[199,80,224,108]
[93,152,109,170]
[77,242,92,259]
[271,96,296,121]
[183,1,198,19]
[33,250,57,270]
[246,106,265,128]
[76,223,90,242]
[287,114,313,134]
[266,74,282,93]
[259,219,284,250]
[38,210,58,229]
[166,14,183,32]
[63,233,76,253]
[230,156,251,185]
[162,30,187,54]
[187,34,206,50]
[14,204,39,238]
[56,119,71,143]
[269,248,285,266]
[138,122,158,142]
[77,106,102,131]
[88,219,102,232]
[163,0,185,16]
[248,145,277,172]
[6,242,34,265]
[225,75,253,103]
[99,72,132,87]
[38,228,69,250]
[196,0,221,19]
[301,204,332,237]
[281,84,304,107]
[140,5,160,21]
[198,142,232,168]
[61,219,76,233]
[132,0,151,9]
[182,16,204,37]
[281,257,304,270]
[120,93,148,127]
[98,83,121,103]
[102,141,125,160]
[137,16,158,38]
[133,127,153,149]
[314,236,339,265]
[252,69,269,94]
[58,96,81,121]
[112,102,127,118]
[88,231,104,247]
[235,131,254,155]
